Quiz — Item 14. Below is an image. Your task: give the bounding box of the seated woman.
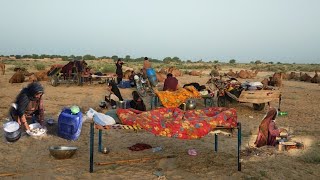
[9,82,45,131]
[254,107,287,147]
[105,81,124,108]
[82,67,92,84]
[163,73,179,91]
[129,71,136,87]
[130,91,146,111]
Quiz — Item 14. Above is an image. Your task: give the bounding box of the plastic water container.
[146,68,158,86]
[58,108,83,140]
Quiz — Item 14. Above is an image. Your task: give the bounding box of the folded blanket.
[155,86,201,108]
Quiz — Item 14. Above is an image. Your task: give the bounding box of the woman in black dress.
[115,59,124,84]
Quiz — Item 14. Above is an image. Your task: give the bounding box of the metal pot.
[186,99,197,110]
[116,101,127,109]
[3,121,21,142]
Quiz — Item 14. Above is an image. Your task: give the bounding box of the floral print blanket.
[116,107,237,139]
[155,86,201,108]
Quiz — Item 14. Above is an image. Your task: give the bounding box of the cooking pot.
[116,101,127,109]
[3,121,21,142]
[186,99,197,110]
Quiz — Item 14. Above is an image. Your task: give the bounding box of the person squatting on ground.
[115,59,125,84]
[163,73,179,91]
[254,107,287,147]
[9,82,45,131]
[105,81,124,108]
[130,91,146,111]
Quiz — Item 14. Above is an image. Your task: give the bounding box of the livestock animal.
[300,72,312,82]
[0,63,5,75]
[168,67,182,77]
[226,69,237,77]
[189,70,201,76]
[311,71,320,83]
[9,70,25,83]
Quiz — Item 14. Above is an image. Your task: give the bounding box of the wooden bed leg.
[214,133,218,152]
[98,129,102,152]
[237,122,242,171]
[90,122,94,173]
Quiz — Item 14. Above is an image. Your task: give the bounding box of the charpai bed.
[89,107,242,172]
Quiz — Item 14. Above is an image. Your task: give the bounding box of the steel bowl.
[49,146,78,159]
[186,100,197,110]
[47,119,55,126]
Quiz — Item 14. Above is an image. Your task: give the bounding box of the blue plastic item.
[58,108,83,140]
[146,68,158,86]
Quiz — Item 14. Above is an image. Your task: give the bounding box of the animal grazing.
[0,63,5,75]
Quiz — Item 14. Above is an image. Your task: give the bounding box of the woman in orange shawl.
[254,107,286,147]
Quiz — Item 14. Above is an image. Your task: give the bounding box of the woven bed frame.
[88,122,242,173]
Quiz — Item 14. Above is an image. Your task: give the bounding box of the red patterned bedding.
[116,107,237,139]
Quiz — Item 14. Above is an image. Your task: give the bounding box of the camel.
[9,70,25,83]
[0,63,5,75]
[156,72,166,82]
[237,70,248,79]
[288,72,300,81]
[311,71,320,83]
[300,72,312,82]
[189,70,201,76]
[261,78,269,89]
[271,72,284,87]
[168,67,182,77]
[226,69,237,77]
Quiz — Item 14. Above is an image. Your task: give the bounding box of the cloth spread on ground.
[155,86,201,108]
[117,107,237,139]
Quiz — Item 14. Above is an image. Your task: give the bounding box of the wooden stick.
[0,173,16,177]
[96,155,176,166]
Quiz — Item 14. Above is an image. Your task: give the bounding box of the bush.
[34,63,46,70]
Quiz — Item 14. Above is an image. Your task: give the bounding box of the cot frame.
[89,122,242,173]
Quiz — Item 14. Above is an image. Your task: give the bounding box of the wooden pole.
[95,155,176,166]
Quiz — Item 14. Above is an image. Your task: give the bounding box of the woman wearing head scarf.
[9,82,45,131]
[115,59,124,84]
[130,91,146,111]
[254,107,287,147]
[105,81,123,108]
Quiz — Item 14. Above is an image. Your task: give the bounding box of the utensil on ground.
[49,146,78,159]
[3,121,21,142]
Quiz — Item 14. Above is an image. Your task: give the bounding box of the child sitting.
[130,91,146,111]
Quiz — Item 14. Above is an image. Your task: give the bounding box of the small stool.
[202,96,215,107]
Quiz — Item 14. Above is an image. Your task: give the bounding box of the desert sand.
[0,63,319,180]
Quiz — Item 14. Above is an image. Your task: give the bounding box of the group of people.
[9,58,287,148]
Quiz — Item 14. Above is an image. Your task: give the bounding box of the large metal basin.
[49,146,78,159]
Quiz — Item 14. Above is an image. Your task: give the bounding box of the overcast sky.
[0,0,319,63]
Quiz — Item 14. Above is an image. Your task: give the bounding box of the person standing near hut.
[9,82,45,131]
[115,59,125,84]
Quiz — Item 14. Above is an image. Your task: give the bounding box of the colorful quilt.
[116,107,237,139]
[155,86,201,108]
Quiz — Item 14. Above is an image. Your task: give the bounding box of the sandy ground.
[0,64,320,180]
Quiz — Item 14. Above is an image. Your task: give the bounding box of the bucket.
[116,101,127,109]
[146,68,158,86]
[3,121,21,142]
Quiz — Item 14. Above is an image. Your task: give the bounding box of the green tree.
[163,57,172,64]
[83,54,96,60]
[111,55,118,61]
[213,60,219,63]
[229,59,236,64]
[255,60,262,64]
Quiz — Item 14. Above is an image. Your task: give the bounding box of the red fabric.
[254,107,280,147]
[117,107,237,139]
